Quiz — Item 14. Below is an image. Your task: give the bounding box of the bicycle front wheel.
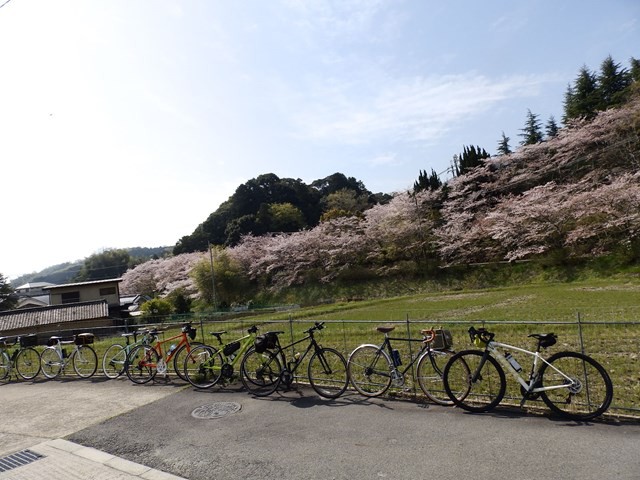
[416,349,469,406]
[72,346,97,378]
[539,351,613,421]
[240,347,282,397]
[347,345,392,397]
[40,347,63,379]
[184,345,223,389]
[173,342,202,381]
[15,347,41,380]
[308,347,348,399]
[0,351,10,380]
[443,350,506,413]
[102,344,127,379]
[126,345,159,384]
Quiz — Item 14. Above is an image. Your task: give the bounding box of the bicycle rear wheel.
[0,351,10,380]
[72,345,97,378]
[308,347,348,399]
[539,351,613,421]
[240,346,282,396]
[347,345,393,397]
[184,345,223,389]
[127,344,159,384]
[40,347,63,379]
[15,347,41,380]
[443,350,506,413]
[416,349,469,406]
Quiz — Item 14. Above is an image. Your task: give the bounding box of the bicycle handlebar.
[468,326,495,345]
[305,322,325,334]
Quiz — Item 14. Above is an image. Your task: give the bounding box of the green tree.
[191,247,251,308]
[597,55,631,109]
[413,169,442,193]
[496,131,512,155]
[563,66,599,122]
[630,57,640,82]
[0,273,17,311]
[519,109,543,145]
[75,249,131,281]
[166,288,192,314]
[545,116,559,139]
[452,145,490,177]
[261,203,307,232]
[140,298,173,317]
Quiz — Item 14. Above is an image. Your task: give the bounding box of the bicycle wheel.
[72,345,97,378]
[173,342,202,381]
[240,346,282,396]
[40,347,63,379]
[0,351,10,380]
[184,344,223,389]
[102,344,127,379]
[126,344,159,384]
[15,347,41,380]
[416,349,469,406]
[443,350,506,413]
[308,347,348,399]
[347,345,393,397]
[539,351,613,421]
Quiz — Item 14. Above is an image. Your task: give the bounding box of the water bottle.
[168,344,177,356]
[391,349,402,367]
[504,352,522,372]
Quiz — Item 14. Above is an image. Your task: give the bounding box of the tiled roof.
[0,301,110,332]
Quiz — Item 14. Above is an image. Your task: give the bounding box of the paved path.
[1,377,639,479]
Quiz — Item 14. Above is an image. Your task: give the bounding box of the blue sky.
[1,0,638,280]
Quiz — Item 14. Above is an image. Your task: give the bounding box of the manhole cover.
[191,402,242,419]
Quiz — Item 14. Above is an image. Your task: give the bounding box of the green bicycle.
[102,329,154,379]
[183,325,259,389]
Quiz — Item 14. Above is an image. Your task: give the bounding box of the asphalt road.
[64,380,640,480]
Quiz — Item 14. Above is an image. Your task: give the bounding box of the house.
[43,278,123,315]
[14,281,54,309]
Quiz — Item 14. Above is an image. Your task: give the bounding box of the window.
[61,291,80,304]
[99,287,117,296]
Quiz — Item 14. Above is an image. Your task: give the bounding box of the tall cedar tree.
[413,168,442,193]
[519,109,543,145]
[545,116,559,139]
[452,145,490,177]
[0,274,17,311]
[597,55,631,110]
[497,131,512,155]
[563,65,600,122]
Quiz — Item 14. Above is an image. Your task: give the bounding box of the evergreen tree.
[519,109,543,145]
[597,55,631,110]
[0,273,17,311]
[413,169,442,193]
[496,131,512,155]
[630,57,640,83]
[563,65,599,121]
[545,115,559,139]
[452,145,490,177]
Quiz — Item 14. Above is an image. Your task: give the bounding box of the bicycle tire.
[539,351,613,421]
[240,346,282,396]
[15,347,41,380]
[184,344,223,389]
[102,344,127,379]
[72,345,97,378]
[173,342,203,381]
[126,344,159,384]
[308,347,348,399]
[0,351,10,380]
[40,347,63,379]
[443,350,506,413]
[347,345,393,397]
[416,349,469,406]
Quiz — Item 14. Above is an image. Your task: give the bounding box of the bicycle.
[442,326,614,420]
[102,329,155,379]
[0,334,41,381]
[126,323,199,384]
[240,322,348,399]
[40,333,98,379]
[183,325,259,389]
[347,325,470,405]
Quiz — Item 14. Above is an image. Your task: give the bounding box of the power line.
[0,0,13,10]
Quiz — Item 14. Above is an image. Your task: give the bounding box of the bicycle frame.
[47,339,79,369]
[147,329,192,371]
[481,340,579,396]
[210,332,255,369]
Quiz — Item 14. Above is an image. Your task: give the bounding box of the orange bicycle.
[126,323,199,384]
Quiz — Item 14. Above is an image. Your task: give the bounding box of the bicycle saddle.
[528,333,557,348]
[376,326,395,334]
